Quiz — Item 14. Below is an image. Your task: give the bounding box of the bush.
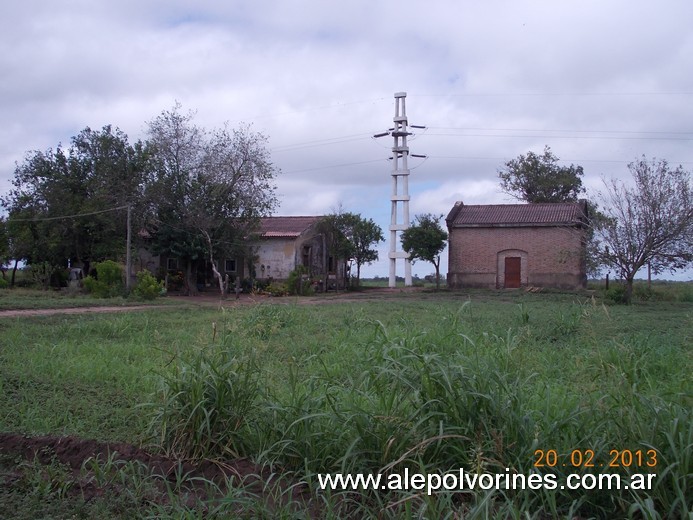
[633,284,653,301]
[287,266,313,295]
[28,262,59,290]
[131,270,165,300]
[265,282,289,297]
[0,277,8,289]
[84,260,124,298]
[604,284,627,304]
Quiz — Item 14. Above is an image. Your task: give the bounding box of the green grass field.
[0,288,690,518]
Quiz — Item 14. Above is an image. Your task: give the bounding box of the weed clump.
[131,270,164,300]
[147,348,260,459]
[84,260,124,298]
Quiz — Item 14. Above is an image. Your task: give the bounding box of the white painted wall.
[254,238,297,279]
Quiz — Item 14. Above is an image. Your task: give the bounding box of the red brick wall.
[447,226,586,289]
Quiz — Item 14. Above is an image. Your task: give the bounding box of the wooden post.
[126,205,132,290]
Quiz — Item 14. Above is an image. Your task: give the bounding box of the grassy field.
[0,287,183,311]
[0,288,690,518]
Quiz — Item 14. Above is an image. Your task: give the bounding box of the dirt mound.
[0,431,261,481]
[0,432,281,509]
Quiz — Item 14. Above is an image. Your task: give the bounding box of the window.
[167,258,178,270]
[225,259,237,273]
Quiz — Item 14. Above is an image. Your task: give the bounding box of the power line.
[424,155,693,166]
[7,205,129,222]
[427,126,693,137]
[424,132,693,142]
[413,91,693,98]
[282,159,386,175]
[271,133,375,153]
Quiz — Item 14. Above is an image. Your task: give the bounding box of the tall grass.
[2,293,690,517]
[141,299,691,518]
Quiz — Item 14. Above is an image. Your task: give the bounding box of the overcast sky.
[2,1,692,278]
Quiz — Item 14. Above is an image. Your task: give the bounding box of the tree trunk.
[202,230,224,296]
[434,257,441,291]
[210,261,224,296]
[624,276,634,305]
[11,259,19,287]
[184,260,198,296]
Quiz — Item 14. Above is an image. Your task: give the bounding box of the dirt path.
[0,304,174,318]
[0,287,429,318]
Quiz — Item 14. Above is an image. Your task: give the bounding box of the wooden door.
[504,257,521,288]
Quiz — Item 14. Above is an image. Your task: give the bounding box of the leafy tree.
[318,212,384,288]
[592,157,692,304]
[1,126,147,275]
[144,103,278,295]
[316,212,354,291]
[400,214,448,290]
[498,146,585,202]
[349,215,384,286]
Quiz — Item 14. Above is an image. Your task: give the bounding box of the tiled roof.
[446,202,586,227]
[259,216,323,237]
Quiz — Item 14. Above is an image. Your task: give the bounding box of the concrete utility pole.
[388,92,412,288]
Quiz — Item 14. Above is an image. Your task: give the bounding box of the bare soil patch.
[0,432,292,510]
[0,305,172,318]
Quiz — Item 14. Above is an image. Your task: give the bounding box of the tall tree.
[316,212,354,291]
[499,146,585,202]
[318,212,384,288]
[144,103,278,295]
[401,214,448,290]
[592,157,692,303]
[349,215,384,286]
[1,126,147,274]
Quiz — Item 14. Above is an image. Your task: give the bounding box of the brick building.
[446,201,588,289]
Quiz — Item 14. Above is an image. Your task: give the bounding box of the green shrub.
[633,284,653,301]
[265,282,289,297]
[0,277,8,289]
[131,270,165,300]
[286,266,313,295]
[84,260,124,298]
[604,284,627,303]
[96,260,123,287]
[28,262,59,290]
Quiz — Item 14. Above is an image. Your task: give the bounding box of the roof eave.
[450,221,585,229]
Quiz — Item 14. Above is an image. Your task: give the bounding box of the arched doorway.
[497,249,528,288]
